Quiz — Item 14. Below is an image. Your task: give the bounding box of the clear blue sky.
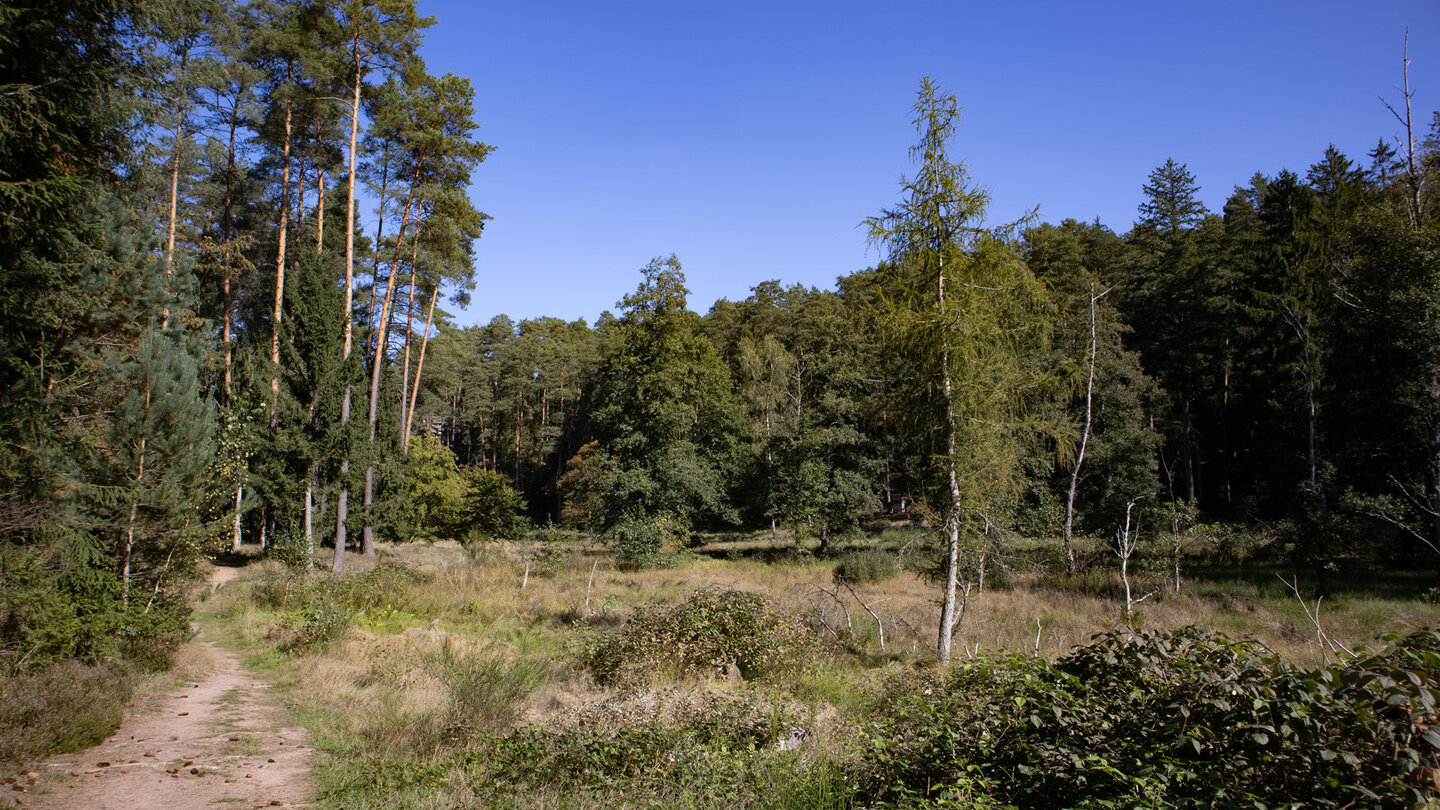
[416,1,1440,328]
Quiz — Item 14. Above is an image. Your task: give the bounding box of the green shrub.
[858,626,1440,809]
[526,543,571,578]
[832,549,900,585]
[462,466,528,542]
[607,514,690,568]
[475,693,847,808]
[585,588,819,687]
[0,659,130,763]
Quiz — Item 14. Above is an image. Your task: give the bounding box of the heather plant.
[0,660,131,763]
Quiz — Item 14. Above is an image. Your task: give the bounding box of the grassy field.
[199,529,1440,809]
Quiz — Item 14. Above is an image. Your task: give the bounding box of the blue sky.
[416,1,1440,327]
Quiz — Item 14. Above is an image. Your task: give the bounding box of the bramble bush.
[473,692,850,809]
[859,626,1440,809]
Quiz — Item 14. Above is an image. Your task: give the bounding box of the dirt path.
[13,569,314,810]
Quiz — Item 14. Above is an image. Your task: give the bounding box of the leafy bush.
[0,659,130,763]
[585,588,820,687]
[525,542,571,578]
[607,514,690,568]
[858,626,1440,809]
[461,466,528,542]
[833,549,900,584]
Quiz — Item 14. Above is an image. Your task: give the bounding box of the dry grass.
[370,537,1440,669]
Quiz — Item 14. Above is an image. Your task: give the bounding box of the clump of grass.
[832,549,900,585]
[432,639,549,744]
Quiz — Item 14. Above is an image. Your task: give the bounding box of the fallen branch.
[810,583,852,632]
[837,579,893,652]
[1277,574,1354,664]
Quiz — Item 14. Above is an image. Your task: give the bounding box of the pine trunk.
[399,234,421,440]
[362,184,419,556]
[335,41,362,572]
[270,96,293,430]
[402,286,440,450]
[161,49,187,329]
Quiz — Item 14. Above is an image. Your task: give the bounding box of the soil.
[7,567,314,809]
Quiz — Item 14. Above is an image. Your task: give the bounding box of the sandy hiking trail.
[11,566,315,810]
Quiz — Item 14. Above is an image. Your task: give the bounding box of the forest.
[4,0,1440,807]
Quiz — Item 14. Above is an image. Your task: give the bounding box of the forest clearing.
[4,0,1440,807]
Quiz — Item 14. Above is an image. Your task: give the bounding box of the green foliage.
[461,465,528,542]
[585,588,820,687]
[521,528,573,577]
[859,626,1440,809]
[833,549,901,585]
[607,513,691,568]
[475,694,849,810]
[397,434,469,541]
[591,256,746,538]
[865,78,1055,597]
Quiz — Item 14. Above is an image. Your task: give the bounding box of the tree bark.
[399,233,422,438]
[122,386,151,607]
[1181,398,1195,502]
[937,254,961,666]
[316,170,325,251]
[361,183,419,555]
[222,94,242,552]
[270,94,293,431]
[161,47,189,330]
[402,285,441,452]
[1063,285,1100,574]
[334,38,363,573]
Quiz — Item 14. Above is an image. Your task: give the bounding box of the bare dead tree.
[1277,574,1355,664]
[1063,284,1111,573]
[1380,28,1423,228]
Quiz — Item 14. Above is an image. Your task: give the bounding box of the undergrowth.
[583,586,822,687]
